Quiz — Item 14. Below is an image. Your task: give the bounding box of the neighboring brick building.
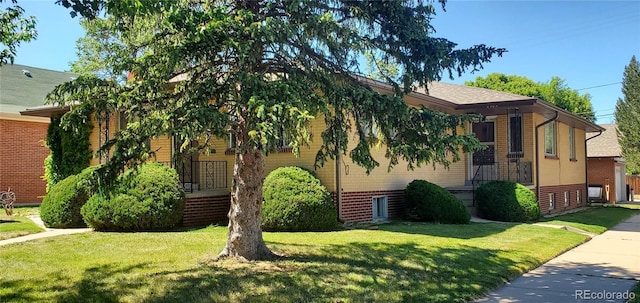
[587,124,626,203]
[0,64,76,204]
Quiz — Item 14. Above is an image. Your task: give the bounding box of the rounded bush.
[475,181,541,222]
[405,180,470,224]
[262,166,337,231]
[40,166,97,228]
[81,163,186,231]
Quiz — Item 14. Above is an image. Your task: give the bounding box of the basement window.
[577,190,582,204]
[549,193,556,210]
[372,196,388,221]
[564,191,570,207]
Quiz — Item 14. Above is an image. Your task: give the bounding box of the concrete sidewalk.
[476,214,640,303]
[0,215,91,247]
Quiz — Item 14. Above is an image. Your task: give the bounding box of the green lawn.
[3,205,637,302]
[0,207,43,240]
[630,283,640,303]
[539,204,640,234]
[0,221,589,303]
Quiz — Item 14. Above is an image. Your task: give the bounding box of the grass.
[0,207,43,240]
[2,205,636,302]
[0,220,590,303]
[630,283,640,303]
[539,204,640,234]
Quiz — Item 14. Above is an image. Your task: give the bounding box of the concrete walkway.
[0,215,91,247]
[476,214,640,303]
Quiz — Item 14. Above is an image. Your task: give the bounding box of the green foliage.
[44,116,93,191]
[475,181,541,222]
[466,73,595,122]
[53,0,505,258]
[0,4,37,65]
[404,180,470,224]
[52,0,506,183]
[81,163,185,231]
[615,56,640,174]
[262,166,337,231]
[40,166,97,228]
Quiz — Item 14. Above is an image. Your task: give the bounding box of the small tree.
[615,56,640,174]
[0,1,37,65]
[52,0,505,260]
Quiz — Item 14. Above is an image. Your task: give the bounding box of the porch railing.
[160,161,228,193]
[472,161,533,185]
[471,160,533,206]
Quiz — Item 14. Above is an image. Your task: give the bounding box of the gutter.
[584,130,604,202]
[535,111,559,202]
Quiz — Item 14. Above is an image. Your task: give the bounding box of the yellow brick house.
[22,80,603,226]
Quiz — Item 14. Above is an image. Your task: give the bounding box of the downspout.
[585,130,604,202]
[535,111,559,201]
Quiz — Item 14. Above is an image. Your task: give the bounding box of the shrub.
[475,181,541,222]
[40,166,97,228]
[81,163,186,231]
[405,180,470,224]
[262,166,337,231]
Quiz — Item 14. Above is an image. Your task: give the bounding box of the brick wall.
[339,190,405,222]
[587,157,616,202]
[538,183,587,215]
[182,194,230,228]
[0,119,49,204]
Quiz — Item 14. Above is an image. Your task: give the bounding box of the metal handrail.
[471,161,533,206]
[160,160,227,193]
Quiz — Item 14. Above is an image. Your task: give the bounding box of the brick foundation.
[538,183,587,215]
[0,119,49,204]
[339,190,405,222]
[182,194,230,228]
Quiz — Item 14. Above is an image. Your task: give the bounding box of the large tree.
[615,56,640,174]
[0,0,37,65]
[51,0,505,260]
[466,73,596,122]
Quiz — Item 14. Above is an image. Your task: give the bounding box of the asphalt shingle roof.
[423,82,536,104]
[0,64,76,114]
[587,123,621,157]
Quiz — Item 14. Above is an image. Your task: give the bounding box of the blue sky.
[8,0,640,124]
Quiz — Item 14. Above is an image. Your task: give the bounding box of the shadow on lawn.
[0,264,150,303]
[378,221,517,239]
[2,243,542,303]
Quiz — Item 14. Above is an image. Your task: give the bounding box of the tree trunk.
[218,149,274,261]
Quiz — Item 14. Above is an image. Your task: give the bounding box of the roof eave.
[535,99,604,133]
[20,104,70,118]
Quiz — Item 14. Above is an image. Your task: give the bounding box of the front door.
[471,120,497,182]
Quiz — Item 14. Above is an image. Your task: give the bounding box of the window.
[577,189,582,204]
[372,196,388,221]
[473,122,495,143]
[569,127,576,160]
[549,193,555,210]
[564,191,570,207]
[228,133,236,149]
[277,128,291,149]
[509,115,523,154]
[544,122,556,156]
[119,111,128,131]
